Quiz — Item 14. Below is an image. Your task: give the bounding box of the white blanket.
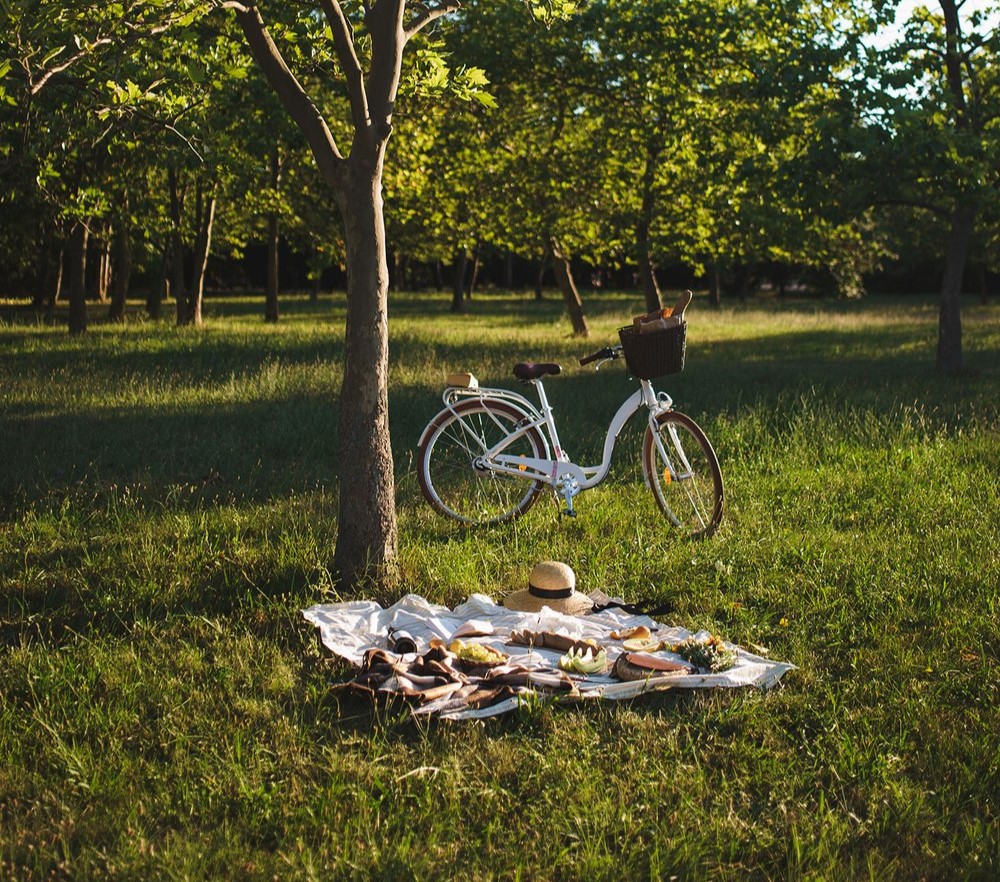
[302,593,796,720]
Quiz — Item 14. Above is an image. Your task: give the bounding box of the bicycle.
[416,307,724,537]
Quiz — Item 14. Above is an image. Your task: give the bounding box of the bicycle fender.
[417,396,549,459]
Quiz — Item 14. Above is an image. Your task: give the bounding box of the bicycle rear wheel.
[418,399,546,526]
[642,411,724,538]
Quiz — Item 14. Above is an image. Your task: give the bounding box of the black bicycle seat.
[513,362,562,381]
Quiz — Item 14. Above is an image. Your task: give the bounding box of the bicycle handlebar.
[579,346,619,367]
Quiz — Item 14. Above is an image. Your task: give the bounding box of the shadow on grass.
[295,674,720,743]
[4,310,996,513]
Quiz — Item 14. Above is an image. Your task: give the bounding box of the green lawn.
[1,291,997,880]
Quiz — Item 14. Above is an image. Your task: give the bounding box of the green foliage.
[0,292,998,878]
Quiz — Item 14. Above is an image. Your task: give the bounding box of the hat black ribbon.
[528,582,574,600]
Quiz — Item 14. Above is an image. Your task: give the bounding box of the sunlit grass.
[1,290,998,880]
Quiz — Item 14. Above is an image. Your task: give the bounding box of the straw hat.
[503,561,593,617]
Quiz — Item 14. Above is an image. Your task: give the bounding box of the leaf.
[472,91,498,109]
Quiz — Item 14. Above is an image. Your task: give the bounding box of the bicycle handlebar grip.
[579,347,611,366]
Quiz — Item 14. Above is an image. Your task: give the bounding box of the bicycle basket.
[617,321,687,379]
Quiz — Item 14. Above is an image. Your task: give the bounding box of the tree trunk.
[185,185,216,327]
[535,260,545,301]
[637,236,661,313]
[466,240,481,299]
[148,244,168,320]
[333,162,398,587]
[451,250,467,314]
[169,169,189,325]
[68,221,89,335]
[107,216,131,322]
[392,249,403,293]
[38,241,64,312]
[738,264,753,302]
[935,0,970,373]
[504,252,514,290]
[937,202,974,373]
[308,243,322,302]
[550,237,589,337]
[233,0,403,590]
[265,147,281,322]
[637,144,662,313]
[97,234,112,303]
[707,264,722,308]
[265,210,280,322]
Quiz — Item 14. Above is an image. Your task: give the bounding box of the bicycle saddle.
[513,362,562,381]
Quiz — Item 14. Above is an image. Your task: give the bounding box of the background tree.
[866,0,1000,371]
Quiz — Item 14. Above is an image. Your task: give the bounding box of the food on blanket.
[557,646,609,675]
[450,619,495,639]
[612,652,694,681]
[610,625,652,641]
[672,634,737,672]
[507,629,602,654]
[448,639,508,667]
[622,636,664,652]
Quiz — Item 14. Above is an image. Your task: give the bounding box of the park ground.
[0,290,997,880]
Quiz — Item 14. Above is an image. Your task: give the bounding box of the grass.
[0,289,997,880]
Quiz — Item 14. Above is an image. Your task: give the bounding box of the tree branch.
[870,197,950,219]
[404,1,462,41]
[317,0,371,133]
[365,0,406,142]
[29,19,175,96]
[234,4,345,186]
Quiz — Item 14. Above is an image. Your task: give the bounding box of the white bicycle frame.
[438,375,680,514]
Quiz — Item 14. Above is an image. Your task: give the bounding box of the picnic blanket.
[303,593,795,720]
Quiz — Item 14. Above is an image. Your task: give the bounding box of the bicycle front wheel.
[642,411,724,538]
[418,399,547,526]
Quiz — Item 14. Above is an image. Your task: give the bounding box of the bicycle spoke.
[418,401,545,525]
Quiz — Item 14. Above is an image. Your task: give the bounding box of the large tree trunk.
[451,250,467,314]
[68,221,88,334]
[108,211,131,323]
[333,162,398,586]
[265,147,281,322]
[550,237,589,337]
[234,0,405,590]
[937,202,974,373]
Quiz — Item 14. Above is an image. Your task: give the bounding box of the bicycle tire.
[417,399,547,526]
[642,410,724,538]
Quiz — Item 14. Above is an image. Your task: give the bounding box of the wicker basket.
[618,321,687,379]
